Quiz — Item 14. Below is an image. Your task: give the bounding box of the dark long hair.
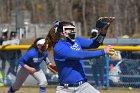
[45,26,59,50]
[46,21,74,50]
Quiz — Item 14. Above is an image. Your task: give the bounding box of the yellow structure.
[0,45,140,51]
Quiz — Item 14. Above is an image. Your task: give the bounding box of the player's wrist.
[95,33,106,44]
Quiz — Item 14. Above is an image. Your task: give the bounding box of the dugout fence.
[0,45,140,88]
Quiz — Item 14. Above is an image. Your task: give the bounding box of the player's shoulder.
[26,48,37,55]
[54,39,68,51]
[54,42,65,50]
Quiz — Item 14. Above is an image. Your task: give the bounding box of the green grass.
[1,86,140,93]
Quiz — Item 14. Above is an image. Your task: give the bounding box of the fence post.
[105,54,110,89]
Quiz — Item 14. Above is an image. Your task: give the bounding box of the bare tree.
[0,0,139,37]
[114,0,121,37]
[82,0,87,36]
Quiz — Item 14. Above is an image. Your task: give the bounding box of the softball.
[109,49,115,56]
[128,87,132,90]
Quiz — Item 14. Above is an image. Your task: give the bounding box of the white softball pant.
[12,66,47,91]
[55,82,100,93]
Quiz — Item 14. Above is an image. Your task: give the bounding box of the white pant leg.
[55,86,75,93]
[76,82,100,93]
[55,82,99,93]
[32,69,48,87]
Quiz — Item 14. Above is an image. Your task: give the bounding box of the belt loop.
[64,84,68,88]
[78,81,82,85]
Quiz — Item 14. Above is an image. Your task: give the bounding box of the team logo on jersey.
[70,43,80,51]
[33,57,44,63]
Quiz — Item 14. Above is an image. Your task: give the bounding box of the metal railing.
[0,45,140,51]
[0,45,140,87]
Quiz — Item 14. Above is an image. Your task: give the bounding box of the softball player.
[46,19,114,93]
[8,37,50,93]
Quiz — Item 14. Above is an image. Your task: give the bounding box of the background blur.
[0,0,140,38]
[0,0,140,92]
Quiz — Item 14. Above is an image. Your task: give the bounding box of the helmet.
[36,39,45,45]
[37,38,46,52]
[54,21,76,42]
[33,38,46,52]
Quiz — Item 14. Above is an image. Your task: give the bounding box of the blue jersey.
[19,48,48,69]
[54,37,105,84]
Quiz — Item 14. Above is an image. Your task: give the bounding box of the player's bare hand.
[104,45,115,56]
[24,65,36,74]
[28,67,36,74]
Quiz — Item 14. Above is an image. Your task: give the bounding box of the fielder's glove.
[96,17,115,35]
[47,63,58,74]
[94,17,115,44]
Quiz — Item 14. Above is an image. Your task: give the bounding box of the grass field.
[0,86,140,93]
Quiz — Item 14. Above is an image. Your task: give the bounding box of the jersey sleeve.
[19,50,33,66]
[76,37,101,49]
[54,43,105,60]
[43,51,48,61]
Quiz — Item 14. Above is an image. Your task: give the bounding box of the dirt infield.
[0,86,140,93]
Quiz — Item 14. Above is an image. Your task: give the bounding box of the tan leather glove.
[47,63,58,74]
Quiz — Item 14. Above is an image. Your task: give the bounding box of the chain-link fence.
[0,47,140,88]
[84,51,140,89]
[109,59,140,88]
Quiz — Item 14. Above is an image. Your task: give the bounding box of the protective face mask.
[63,25,76,42]
[67,31,76,42]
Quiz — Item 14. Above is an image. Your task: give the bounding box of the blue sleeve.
[19,51,32,66]
[54,44,105,60]
[43,51,48,61]
[19,57,26,66]
[76,37,101,49]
